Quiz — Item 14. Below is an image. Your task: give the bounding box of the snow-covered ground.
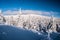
[0,13,60,34]
[0,13,60,40]
[0,25,60,40]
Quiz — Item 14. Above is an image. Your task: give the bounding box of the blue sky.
[0,0,60,18]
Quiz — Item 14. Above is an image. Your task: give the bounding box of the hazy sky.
[0,0,60,18]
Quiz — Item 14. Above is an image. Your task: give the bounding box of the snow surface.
[0,25,60,40]
[0,14,60,33]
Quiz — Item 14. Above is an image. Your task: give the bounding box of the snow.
[0,13,60,35]
[2,32,7,35]
[0,25,60,40]
[0,25,40,40]
[0,9,60,40]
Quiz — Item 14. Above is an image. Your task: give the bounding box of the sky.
[0,0,60,18]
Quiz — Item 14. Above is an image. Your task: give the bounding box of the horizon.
[0,0,60,18]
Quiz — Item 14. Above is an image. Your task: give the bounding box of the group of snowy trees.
[0,13,6,24]
[5,14,60,33]
[0,12,60,33]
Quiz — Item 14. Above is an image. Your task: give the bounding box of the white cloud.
[3,10,19,15]
[2,9,58,17]
[22,10,42,14]
[3,10,12,14]
[22,10,52,16]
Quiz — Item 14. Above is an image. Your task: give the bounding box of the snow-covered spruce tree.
[0,11,6,24]
[10,16,17,26]
[56,24,60,32]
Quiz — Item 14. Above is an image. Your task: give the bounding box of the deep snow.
[0,25,60,40]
